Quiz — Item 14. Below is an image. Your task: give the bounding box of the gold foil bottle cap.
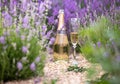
[57,9,65,30]
[58,9,64,18]
[59,9,64,14]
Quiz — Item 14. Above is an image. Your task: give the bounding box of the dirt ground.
[5,54,104,84]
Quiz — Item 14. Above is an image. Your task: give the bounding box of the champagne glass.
[70,18,80,60]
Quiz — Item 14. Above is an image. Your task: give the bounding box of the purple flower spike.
[3,12,13,27]
[21,35,25,40]
[48,40,53,45]
[17,62,23,71]
[48,16,55,25]
[0,36,5,44]
[23,15,29,24]
[45,31,52,39]
[39,2,45,14]
[35,56,41,63]
[97,41,101,48]
[21,0,27,12]
[42,25,47,31]
[22,46,28,53]
[30,62,36,71]
[0,2,2,7]
[41,32,45,36]
[22,15,29,28]
[49,37,55,45]
[50,37,55,43]
[116,55,120,62]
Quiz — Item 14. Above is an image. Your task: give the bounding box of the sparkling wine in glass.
[70,32,78,44]
[70,18,80,59]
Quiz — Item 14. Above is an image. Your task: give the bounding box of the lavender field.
[0,0,120,84]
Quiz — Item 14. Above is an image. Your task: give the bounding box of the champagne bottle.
[53,9,69,61]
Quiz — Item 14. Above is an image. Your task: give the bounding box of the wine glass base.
[68,54,79,65]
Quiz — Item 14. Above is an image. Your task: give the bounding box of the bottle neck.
[57,13,65,31]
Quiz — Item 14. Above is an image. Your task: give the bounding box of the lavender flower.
[41,32,45,36]
[0,36,5,44]
[9,0,16,13]
[44,0,52,9]
[22,23,30,29]
[21,0,28,12]
[49,37,55,45]
[48,16,55,25]
[30,62,36,71]
[17,62,23,71]
[48,40,53,45]
[22,46,28,53]
[42,25,47,31]
[3,12,13,27]
[50,37,55,42]
[97,41,101,48]
[45,31,52,39]
[35,56,41,63]
[22,15,29,28]
[39,2,46,14]
[21,35,25,40]
[41,25,47,36]
[0,1,2,7]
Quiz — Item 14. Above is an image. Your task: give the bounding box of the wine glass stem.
[73,47,76,59]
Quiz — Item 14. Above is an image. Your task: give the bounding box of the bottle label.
[53,44,69,60]
[54,44,69,53]
[57,30,66,34]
